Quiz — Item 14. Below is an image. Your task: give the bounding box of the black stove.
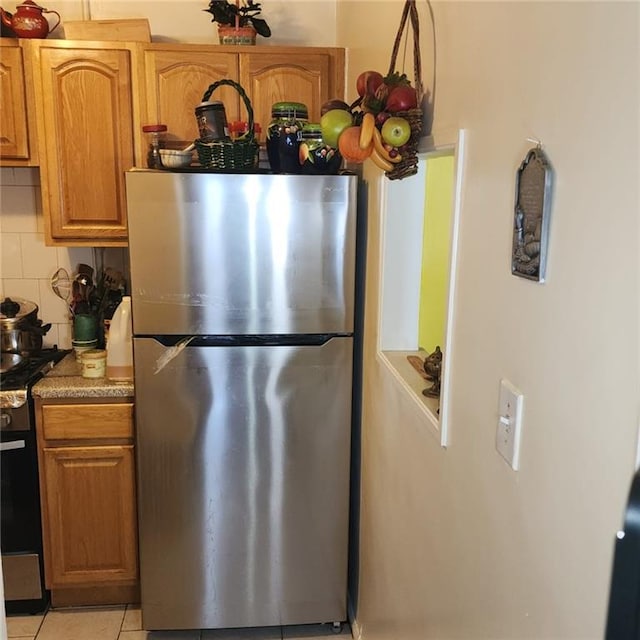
[0,348,69,394]
[1,346,70,615]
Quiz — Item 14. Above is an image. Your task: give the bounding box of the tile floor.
[6,605,352,640]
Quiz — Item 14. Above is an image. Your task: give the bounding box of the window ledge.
[377,349,441,439]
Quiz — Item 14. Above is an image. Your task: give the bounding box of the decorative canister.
[266,102,308,173]
[81,349,107,379]
[195,101,230,143]
[298,123,343,175]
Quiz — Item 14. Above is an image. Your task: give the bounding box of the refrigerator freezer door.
[126,172,358,337]
[134,336,353,630]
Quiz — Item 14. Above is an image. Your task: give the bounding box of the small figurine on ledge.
[422,346,442,398]
[406,346,443,399]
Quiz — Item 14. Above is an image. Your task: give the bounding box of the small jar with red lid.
[142,124,168,169]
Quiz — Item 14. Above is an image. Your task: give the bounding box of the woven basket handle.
[387,0,424,101]
[201,79,255,141]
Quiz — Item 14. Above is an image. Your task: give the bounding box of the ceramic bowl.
[159,149,193,169]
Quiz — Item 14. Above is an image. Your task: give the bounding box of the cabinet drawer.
[42,403,134,441]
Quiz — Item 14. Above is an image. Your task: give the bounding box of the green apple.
[320,109,353,148]
[381,116,411,147]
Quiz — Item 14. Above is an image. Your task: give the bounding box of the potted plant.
[204,0,271,45]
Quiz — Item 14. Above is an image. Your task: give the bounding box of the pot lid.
[0,297,38,327]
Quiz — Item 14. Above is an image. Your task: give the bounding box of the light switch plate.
[496,379,524,470]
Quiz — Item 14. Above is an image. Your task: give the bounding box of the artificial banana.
[372,126,402,164]
[370,147,394,172]
[359,112,376,150]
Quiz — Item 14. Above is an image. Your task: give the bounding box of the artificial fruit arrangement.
[319,69,418,173]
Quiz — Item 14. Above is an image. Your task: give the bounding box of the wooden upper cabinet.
[240,48,345,127]
[30,41,139,246]
[0,40,37,165]
[10,41,343,245]
[142,45,239,147]
[141,44,345,146]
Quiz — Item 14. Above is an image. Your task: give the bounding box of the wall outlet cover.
[496,379,524,470]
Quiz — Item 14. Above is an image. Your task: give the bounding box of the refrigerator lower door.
[134,336,353,630]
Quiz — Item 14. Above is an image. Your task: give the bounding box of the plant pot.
[218,25,256,45]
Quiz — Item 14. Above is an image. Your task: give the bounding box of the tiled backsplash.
[0,167,127,349]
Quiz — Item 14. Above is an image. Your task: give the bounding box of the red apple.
[375,111,391,126]
[321,99,351,116]
[385,85,418,113]
[356,70,384,98]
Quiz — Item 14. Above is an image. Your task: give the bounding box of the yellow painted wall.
[418,155,454,353]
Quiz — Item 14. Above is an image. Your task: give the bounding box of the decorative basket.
[194,79,259,171]
[385,0,424,181]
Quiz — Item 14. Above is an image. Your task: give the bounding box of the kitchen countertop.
[32,353,134,399]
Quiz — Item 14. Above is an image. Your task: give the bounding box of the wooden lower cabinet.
[42,445,137,587]
[35,399,139,606]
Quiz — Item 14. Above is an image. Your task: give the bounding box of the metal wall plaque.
[512,146,553,282]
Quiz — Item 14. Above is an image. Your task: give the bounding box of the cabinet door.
[41,445,138,588]
[143,48,239,147]
[0,44,30,162]
[240,51,337,127]
[32,45,135,245]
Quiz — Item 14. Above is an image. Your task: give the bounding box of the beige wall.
[44,0,337,45]
[338,1,639,638]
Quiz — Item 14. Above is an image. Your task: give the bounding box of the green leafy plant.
[204,0,271,38]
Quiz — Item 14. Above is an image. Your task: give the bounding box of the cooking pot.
[0,297,51,355]
[0,352,24,374]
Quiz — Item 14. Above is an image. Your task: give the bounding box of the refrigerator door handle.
[139,334,351,348]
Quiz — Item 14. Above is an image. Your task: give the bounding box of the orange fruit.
[338,126,373,163]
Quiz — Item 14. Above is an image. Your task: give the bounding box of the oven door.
[1,409,48,613]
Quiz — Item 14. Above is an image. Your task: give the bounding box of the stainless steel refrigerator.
[125,171,359,631]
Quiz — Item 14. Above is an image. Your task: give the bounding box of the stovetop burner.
[0,348,70,392]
